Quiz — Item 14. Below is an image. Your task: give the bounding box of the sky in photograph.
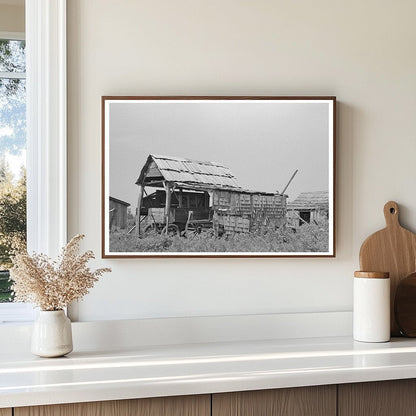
[108,100,331,210]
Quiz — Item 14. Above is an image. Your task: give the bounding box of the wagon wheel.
[162,224,180,236]
[183,221,199,238]
[143,223,158,235]
[183,229,199,239]
[183,225,212,239]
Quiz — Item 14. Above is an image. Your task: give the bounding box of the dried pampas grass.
[10,234,111,311]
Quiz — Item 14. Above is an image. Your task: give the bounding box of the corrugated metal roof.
[137,154,241,190]
[288,191,329,209]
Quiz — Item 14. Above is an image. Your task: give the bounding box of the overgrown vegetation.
[110,220,329,253]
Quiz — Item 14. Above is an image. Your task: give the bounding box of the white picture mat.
[103,98,334,257]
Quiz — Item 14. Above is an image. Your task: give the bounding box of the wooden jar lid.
[354,271,390,279]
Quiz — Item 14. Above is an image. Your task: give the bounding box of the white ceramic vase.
[31,310,73,357]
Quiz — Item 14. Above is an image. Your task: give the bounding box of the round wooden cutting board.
[359,201,416,336]
[395,272,416,337]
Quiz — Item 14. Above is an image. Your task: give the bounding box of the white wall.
[67,0,416,322]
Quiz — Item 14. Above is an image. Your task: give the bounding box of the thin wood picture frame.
[102,96,336,258]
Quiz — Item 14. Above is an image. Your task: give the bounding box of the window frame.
[0,0,67,323]
[0,31,31,321]
[26,0,67,257]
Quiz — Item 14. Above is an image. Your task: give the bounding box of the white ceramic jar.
[353,271,390,343]
[31,310,73,357]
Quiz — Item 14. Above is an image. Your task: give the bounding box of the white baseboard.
[0,311,352,353]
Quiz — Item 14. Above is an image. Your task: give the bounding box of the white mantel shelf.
[2,335,416,409]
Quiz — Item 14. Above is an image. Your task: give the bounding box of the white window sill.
[0,303,36,324]
[1,332,416,408]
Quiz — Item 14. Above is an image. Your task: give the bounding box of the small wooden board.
[395,272,416,337]
[359,201,416,336]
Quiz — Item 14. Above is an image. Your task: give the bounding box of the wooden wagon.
[134,154,288,237]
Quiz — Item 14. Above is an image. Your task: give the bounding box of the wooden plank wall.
[109,199,128,230]
[213,191,286,220]
[217,214,250,234]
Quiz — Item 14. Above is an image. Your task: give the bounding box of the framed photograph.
[102,96,335,258]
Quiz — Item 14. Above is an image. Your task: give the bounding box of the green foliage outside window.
[0,39,26,302]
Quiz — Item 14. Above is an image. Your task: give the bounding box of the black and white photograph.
[102,97,335,257]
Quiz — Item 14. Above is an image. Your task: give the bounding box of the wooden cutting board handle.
[383,201,400,228]
[359,201,416,336]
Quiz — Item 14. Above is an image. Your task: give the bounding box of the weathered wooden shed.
[287,191,329,227]
[109,196,130,231]
[135,154,288,235]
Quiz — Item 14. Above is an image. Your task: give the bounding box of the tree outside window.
[0,38,26,302]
